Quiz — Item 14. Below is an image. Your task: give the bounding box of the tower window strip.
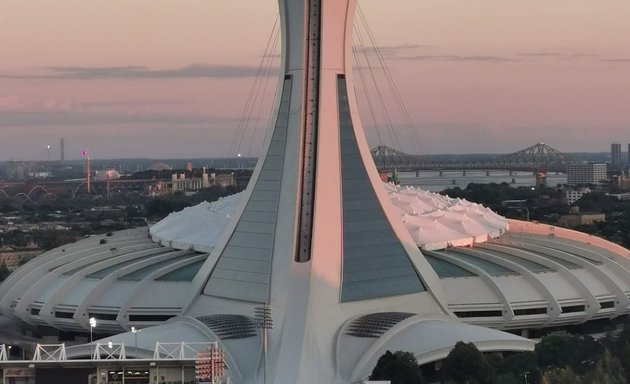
[296,0,322,263]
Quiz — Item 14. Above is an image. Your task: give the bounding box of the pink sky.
[1,0,629,160]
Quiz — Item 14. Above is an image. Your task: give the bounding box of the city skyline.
[2,0,630,161]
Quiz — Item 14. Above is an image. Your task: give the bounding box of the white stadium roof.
[150,183,509,253]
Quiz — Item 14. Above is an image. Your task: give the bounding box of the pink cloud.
[0,93,78,112]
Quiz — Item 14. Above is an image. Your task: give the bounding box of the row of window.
[40,310,176,323]
[453,302,614,318]
[40,303,615,322]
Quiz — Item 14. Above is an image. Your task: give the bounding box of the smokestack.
[60,138,65,162]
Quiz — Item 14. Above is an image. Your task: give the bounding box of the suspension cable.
[355,4,424,155]
[352,25,383,146]
[353,14,402,150]
[247,21,281,156]
[228,14,280,158]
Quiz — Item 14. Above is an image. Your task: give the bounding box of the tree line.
[371,324,630,384]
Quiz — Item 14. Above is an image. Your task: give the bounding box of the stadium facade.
[3,0,630,383]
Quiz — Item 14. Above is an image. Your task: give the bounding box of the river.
[397,170,568,192]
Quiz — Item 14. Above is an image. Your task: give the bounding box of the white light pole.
[522,370,530,384]
[89,317,96,344]
[82,149,91,194]
[255,303,273,384]
[131,326,138,357]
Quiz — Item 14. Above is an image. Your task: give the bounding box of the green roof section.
[156,260,205,282]
[424,254,477,278]
[439,250,516,276]
[86,256,158,279]
[477,248,554,273]
[528,251,581,269]
[119,253,199,281]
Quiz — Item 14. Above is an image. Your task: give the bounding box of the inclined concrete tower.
[181,0,498,382]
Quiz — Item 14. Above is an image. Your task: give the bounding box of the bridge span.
[371,142,577,174]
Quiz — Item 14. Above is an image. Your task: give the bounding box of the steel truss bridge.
[371,143,577,173]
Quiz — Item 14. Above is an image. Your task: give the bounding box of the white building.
[171,167,235,193]
[567,163,607,185]
[565,187,591,205]
[171,169,210,192]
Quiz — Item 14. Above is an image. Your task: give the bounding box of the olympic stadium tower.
[4,1,630,383]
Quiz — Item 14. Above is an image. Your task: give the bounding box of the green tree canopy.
[583,349,627,384]
[370,350,425,384]
[541,367,581,384]
[622,343,630,384]
[442,342,494,384]
[493,352,541,384]
[536,332,602,375]
[0,261,11,282]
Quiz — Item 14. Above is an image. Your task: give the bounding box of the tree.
[540,367,581,384]
[622,343,630,384]
[536,332,602,375]
[575,192,616,213]
[492,373,520,384]
[442,342,494,384]
[0,261,11,283]
[613,320,630,354]
[583,349,627,384]
[370,350,425,384]
[493,352,541,384]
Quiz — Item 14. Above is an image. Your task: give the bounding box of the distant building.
[612,142,622,169]
[213,173,236,188]
[610,174,630,191]
[171,167,235,193]
[609,192,630,201]
[93,169,121,181]
[566,163,607,185]
[0,245,42,271]
[565,187,591,205]
[172,171,210,193]
[148,162,173,172]
[558,213,605,227]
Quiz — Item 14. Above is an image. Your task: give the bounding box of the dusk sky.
[1,0,629,161]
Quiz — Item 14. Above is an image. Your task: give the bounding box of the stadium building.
[3,0,630,383]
